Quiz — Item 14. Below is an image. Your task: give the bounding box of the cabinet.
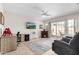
[0,36,17,54]
[24,34,29,41]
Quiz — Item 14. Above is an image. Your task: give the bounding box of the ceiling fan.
[32,6,51,16]
[41,10,51,16]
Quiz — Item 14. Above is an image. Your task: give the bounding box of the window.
[44,23,49,30]
[68,19,75,35]
[0,24,4,37]
[51,19,75,36]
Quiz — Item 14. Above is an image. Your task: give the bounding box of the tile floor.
[1,37,58,55]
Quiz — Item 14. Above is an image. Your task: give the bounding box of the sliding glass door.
[51,21,65,36]
[51,23,57,36]
[56,21,65,36]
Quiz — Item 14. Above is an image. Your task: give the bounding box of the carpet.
[25,38,56,55]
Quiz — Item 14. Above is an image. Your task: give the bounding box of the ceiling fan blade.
[41,10,48,13]
[46,14,51,16]
[41,10,45,12]
[46,11,48,13]
[41,13,51,16]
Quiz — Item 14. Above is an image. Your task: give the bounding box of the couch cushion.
[70,32,79,50]
[62,36,72,43]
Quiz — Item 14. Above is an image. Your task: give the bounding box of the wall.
[4,12,43,39]
[0,3,3,12]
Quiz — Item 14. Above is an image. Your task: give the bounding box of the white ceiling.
[2,3,79,20]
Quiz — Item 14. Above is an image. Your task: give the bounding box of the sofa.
[52,32,79,55]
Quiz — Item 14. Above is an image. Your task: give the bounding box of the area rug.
[25,38,56,55]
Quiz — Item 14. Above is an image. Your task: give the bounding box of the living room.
[0,3,79,55]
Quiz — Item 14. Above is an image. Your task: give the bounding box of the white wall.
[0,3,3,12]
[4,12,43,39]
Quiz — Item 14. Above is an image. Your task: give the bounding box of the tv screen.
[26,22,36,29]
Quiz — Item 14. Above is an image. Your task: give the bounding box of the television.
[26,22,36,29]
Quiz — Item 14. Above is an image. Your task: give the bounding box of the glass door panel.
[51,21,65,36]
[51,23,57,36]
[68,19,75,35]
[57,21,65,36]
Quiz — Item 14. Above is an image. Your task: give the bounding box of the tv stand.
[24,34,29,41]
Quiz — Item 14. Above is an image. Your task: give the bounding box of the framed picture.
[39,25,43,29]
[26,22,36,29]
